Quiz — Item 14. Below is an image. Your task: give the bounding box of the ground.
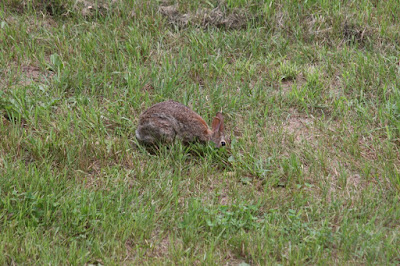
[1,0,400,264]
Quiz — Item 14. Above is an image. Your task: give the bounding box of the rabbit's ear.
[212,112,224,132]
[211,117,221,132]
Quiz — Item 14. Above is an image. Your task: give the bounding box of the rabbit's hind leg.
[136,125,156,145]
[136,124,175,145]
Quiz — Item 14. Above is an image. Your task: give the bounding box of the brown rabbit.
[136,100,226,147]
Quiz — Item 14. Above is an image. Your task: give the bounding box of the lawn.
[1,0,400,264]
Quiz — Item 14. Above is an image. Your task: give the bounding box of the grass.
[1,0,400,264]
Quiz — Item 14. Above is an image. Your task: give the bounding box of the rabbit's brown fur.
[136,100,226,147]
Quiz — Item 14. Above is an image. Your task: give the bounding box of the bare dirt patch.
[280,80,295,95]
[269,73,306,97]
[324,171,370,205]
[346,173,362,188]
[81,160,105,189]
[327,71,345,98]
[128,231,181,261]
[280,75,306,94]
[282,109,316,144]
[1,63,54,88]
[24,15,58,32]
[146,235,172,259]
[273,113,380,200]
[2,64,51,89]
[21,66,42,83]
[20,65,54,86]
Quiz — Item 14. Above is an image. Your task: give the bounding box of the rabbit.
[136,100,226,148]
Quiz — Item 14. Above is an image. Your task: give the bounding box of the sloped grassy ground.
[1,0,400,264]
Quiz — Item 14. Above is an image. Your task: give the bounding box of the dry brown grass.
[159,4,249,29]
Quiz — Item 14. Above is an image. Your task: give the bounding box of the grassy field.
[1,0,400,264]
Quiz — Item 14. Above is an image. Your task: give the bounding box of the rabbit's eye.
[221,141,226,146]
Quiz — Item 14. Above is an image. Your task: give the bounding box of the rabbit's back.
[136,101,211,145]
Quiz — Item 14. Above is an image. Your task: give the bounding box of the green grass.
[1,0,400,264]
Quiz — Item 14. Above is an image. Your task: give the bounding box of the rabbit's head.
[210,112,226,148]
